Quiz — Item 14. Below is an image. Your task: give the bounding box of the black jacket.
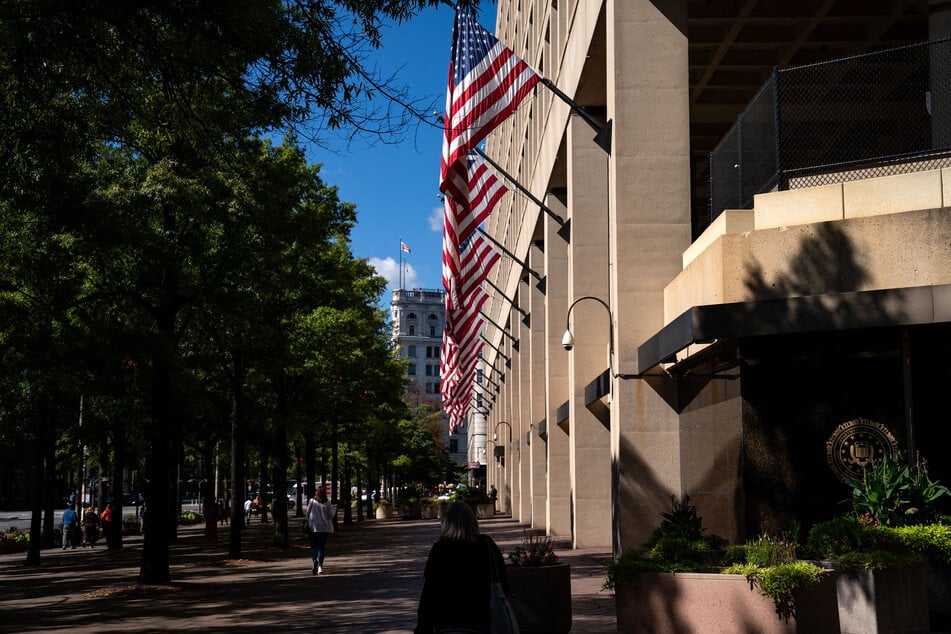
[415,534,509,633]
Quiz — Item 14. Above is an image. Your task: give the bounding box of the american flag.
[440,10,540,196]
[400,241,411,253]
[439,9,536,430]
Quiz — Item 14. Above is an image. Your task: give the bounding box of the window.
[425,383,433,394]
[408,345,417,357]
[430,326,436,336]
[425,365,433,376]
[408,364,416,375]
[449,439,459,453]
[477,369,484,384]
[407,312,417,320]
[409,325,415,335]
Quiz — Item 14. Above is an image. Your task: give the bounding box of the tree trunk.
[331,418,338,504]
[25,396,48,566]
[258,453,268,524]
[342,447,352,526]
[111,426,126,550]
[294,441,304,518]
[228,371,245,558]
[43,431,56,545]
[139,355,173,584]
[305,431,315,503]
[272,423,288,547]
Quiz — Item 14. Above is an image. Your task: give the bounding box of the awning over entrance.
[635,284,951,411]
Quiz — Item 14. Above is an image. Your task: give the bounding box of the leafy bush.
[723,561,826,622]
[179,512,204,524]
[743,533,797,568]
[890,523,951,563]
[509,533,559,567]
[804,515,949,569]
[604,494,725,590]
[845,453,949,527]
[0,527,31,554]
[450,484,490,505]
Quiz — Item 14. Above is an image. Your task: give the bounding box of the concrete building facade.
[389,288,467,468]
[480,0,951,555]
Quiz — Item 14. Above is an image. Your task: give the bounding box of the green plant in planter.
[723,533,826,622]
[509,533,559,567]
[805,515,950,569]
[844,452,949,527]
[604,494,726,590]
[723,560,825,622]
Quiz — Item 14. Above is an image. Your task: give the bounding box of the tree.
[1,0,469,581]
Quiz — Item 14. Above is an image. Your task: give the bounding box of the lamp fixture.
[562,295,644,380]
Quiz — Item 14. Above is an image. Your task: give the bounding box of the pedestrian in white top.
[306,486,336,575]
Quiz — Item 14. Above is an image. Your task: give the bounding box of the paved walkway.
[0,513,617,632]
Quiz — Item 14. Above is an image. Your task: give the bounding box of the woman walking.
[306,486,335,575]
[415,501,510,633]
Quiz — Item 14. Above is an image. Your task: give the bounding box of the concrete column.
[494,355,514,515]
[567,113,613,549]
[529,243,549,531]
[544,192,572,538]
[505,330,528,521]
[517,282,533,525]
[607,0,692,553]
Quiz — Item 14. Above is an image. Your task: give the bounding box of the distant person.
[415,501,509,633]
[99,502,117,550]
[205,499,218,541]
[244,498,252,526]
[61,503,79,550]
[305,486,336,575]
[82,506,100,547]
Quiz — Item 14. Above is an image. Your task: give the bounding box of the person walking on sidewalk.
[61,503,80,550]
[306,486,335,575]
[415,501,510,633]
[82,506,100,547]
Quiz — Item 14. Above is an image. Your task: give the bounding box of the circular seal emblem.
[826,418,899,482]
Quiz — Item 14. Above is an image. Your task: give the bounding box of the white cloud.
[427,205,443,232]
[369,256,419,291]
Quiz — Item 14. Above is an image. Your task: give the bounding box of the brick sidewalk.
[0,513,616,632]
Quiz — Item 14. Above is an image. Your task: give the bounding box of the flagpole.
[475,227,546,294]
[399,237,403,290]
[538,78,613,154]
[473,147,571,243]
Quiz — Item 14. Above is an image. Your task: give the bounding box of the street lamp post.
[492,422,513,514]
[562,295,642,381]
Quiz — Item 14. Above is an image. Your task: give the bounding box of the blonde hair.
[440,501,480,542]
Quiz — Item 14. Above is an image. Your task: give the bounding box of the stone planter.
[474,503,495,519]
[398,502,422,519]
[374,505,393,519]
[506,563,571,634]
[436,501,449,519]
[615,572,839,634]
[834,564,928,634]
[421,503,437,519]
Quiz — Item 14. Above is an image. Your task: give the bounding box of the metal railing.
[706,37,951,233]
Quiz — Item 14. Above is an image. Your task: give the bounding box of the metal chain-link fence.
[706,37,951,233]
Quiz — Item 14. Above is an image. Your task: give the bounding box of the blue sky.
[304,4,497,299]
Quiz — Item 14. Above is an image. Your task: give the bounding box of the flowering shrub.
[0,527,31,554]
[509,533,559,567]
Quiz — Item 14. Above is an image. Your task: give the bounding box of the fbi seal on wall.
[826,418,898,482]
